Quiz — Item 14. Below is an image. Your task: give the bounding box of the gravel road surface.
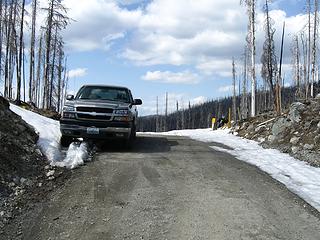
[3,135,320,240]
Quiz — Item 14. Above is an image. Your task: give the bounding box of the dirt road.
[4,135,320,240]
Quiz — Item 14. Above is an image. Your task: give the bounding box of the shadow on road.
[92,135,178,153]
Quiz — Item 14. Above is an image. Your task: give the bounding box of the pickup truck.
[59,85,142,147]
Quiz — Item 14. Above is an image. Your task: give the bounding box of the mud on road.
[2,135,320,240]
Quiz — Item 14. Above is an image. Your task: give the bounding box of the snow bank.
[10,104,88,169]
[143,129,320,212]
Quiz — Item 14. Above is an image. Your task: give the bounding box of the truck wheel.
[60,135,73,147]
[124,130,135,150]
[131,125,137,140]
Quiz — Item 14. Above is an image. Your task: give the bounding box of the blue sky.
[53,0,309,115]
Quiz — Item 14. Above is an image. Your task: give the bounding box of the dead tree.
[176,101,179,130]
[277,21,285,114]
[241,0,257,117]
[36,32,43,107]
[156,96,159,132]
[42,0,68,109]
[29,0,37,102]
[232,58,237,121]
[0,0,3,85]
[57,37,64,112]
[165,92,168,131]
[188,101,191,129]
[241,47,248,119]
[292,35,302,97]
[4,1,15,98]
[261,0,277,111]
[306,0,312,98]
[16,0,26,102]
[311,0,318,97]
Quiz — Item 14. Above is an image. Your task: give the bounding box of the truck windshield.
[76,86,131,103]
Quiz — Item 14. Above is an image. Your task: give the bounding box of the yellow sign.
[211,117,216,129]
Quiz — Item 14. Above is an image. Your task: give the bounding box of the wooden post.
[228,108,232,128]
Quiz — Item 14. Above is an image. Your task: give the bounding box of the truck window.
[76,86,131,103]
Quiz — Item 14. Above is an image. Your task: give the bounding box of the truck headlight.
[114,116,132,121]
[62,112,76,119]
[114,109,129,115]
[63,105,75,112]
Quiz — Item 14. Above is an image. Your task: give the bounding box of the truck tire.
[60,135,73,148]
[131,125,137,140]
[123,126,136,149]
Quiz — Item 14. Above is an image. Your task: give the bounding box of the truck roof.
[80,84,130,90]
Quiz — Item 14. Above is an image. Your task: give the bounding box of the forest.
[138,0,320,132]
[0,0,69,112]
[0,0,319,132]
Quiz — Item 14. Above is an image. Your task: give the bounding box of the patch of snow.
[55,142,89,169]
[142,129,320,212]
[10,104,89,169]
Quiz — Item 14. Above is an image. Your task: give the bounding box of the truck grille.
[76,107,114,114]
[77,113,112,121]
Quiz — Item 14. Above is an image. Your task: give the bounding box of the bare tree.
[277,21,285,114]
[29,0,37,102]
[57,37,64,112]
[165,92,168,131]
[306,0,312,98]
[36,32,44,107]
[292,35,302,97]
[311,0,318,97]
[0,0,4,84]
[4,1,15,98]
[241,47,248,119]
[156,96,159,132]
[16,0,26,102]
[232,58,237,121]
[261,0,277,110]
[176,101,179,130]
[181,103,185,130]
[42,0,68,109]
[241,0,257,117]
[188,101,191,129]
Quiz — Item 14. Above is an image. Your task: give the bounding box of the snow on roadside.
[142,129,320,212]
[55,142,89,169]
[10,104,89,169]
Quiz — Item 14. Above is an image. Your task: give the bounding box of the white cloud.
[196,58,233,77]
[67,68,88,78]
[122,0,247,70]
[142,71,199,84]
[191,96,207,106]
[139,92,207,116]
[61,0,141,52]
[58,0,309,79]
[218,85,238,93]
[116,0,147,5]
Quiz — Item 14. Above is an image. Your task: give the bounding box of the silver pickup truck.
[60,85,142,147]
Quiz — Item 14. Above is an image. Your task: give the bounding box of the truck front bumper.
[60,119,132,139]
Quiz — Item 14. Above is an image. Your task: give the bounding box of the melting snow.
[10,104,89,169]
[55,142,89,169]
[142,128,320,212]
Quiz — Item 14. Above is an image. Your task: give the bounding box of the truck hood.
[67,99,130,109]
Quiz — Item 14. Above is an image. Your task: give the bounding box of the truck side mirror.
[133,99,142,105]
[66,94,74,100]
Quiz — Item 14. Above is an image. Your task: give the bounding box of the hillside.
[138,85,320,169]
[137,85,311,132]
[234,96,320,167]
[0,97,69,231]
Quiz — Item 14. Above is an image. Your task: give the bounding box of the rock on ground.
[235,99,320,167]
